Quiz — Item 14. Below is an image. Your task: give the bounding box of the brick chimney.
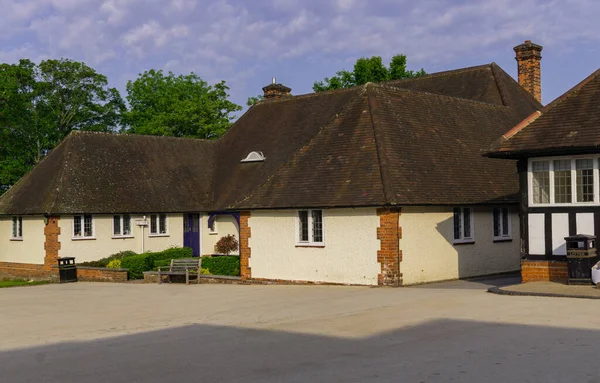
[262,78,291,99]
[513,40,543,103]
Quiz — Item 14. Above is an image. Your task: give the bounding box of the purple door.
[183,213,200,256]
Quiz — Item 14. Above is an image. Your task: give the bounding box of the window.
[529,157,600,206]
[208,216,217,235]
[113,214,132,237]
[150,214,168,235]
[73,215,94,238]
[297,209,324,245]
[453,207,474,243]
[576,159,594,202]
[553,159,572,203]
[493,208,511,240]
[11,216,22,239]
[531,161,550,204]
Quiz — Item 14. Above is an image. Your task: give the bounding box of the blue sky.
[1,0,598,115]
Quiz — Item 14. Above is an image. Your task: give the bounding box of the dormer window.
[241,151,265,163]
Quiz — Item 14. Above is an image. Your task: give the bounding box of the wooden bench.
[157,258,202,285]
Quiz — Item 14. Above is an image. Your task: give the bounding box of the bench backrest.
[170,258,201,273]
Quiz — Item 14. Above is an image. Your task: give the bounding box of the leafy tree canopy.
[124,70,241,139]
[313,54,426,92]
[0,58,124,193]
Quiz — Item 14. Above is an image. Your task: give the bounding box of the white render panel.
[528,213,546,255]
[576,213,595,236]
[249,208,380,285]
[0,216,46,264]
[552,213,569,256]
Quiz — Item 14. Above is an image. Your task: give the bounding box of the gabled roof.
[0,132,216,214]
[487,68,600,158]
[0,63,541,215]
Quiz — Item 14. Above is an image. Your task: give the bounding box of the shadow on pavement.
[410,273,522,290]
[1,318,598,383]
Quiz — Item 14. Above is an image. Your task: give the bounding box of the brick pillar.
[43,216,61,270]
[513,40,543,103]
[239,211,251,281]
[377,208,402,287]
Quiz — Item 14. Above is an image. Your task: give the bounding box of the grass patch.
[0,280,49,288]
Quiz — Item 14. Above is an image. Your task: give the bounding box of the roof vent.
[241,151,265,163]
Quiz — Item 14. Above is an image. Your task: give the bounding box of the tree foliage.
[0,59,124,193]
[124,70,241,139]
[313,54,426,92]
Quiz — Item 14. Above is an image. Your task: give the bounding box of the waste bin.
[57,257,78,283]
[564,234,597,285]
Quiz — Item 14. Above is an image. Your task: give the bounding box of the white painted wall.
[528,213,545,255]
[576,213,594,236]
[249,208,381,285]
[0,216,46,264]
[58,214,184,262]
[551,213,569,255]
[201,214,239,255]
[400,206,520,285]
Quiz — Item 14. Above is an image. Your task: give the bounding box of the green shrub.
[121,254,153,279]
[78,250,137,268]
[200,267,210,275]
[153,259,172,271]
[201,256,240,276]
[107,259,122,269]
[147,247,193,264]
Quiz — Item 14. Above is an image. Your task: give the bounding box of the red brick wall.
[521,260,568,283]
[377,208,402,287]
[514,41,542,103]
[239,211,251,281]
[0,261,55,281]
[43,216,61,269]
[77,267,128,282]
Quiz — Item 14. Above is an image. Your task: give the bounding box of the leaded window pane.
[114,215,121,236]
[298,211,309,242]
[502,208,509,236]
[554,160,572,203]
[123,214,131,235]
[532,161,550,204]
[84,215,93,237]
[312,210,323,243]
[576,159,594,202]
[18,217,22,238]
[74,216,82,237]
[12,217,18,238]
[493,208,500,237]
[453,208,461,240]
[463,208,472,238]
[150,214,157,234]
[159,214,167,234]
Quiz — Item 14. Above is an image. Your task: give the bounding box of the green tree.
[313,54,426,92]
[0,59,124,193]
[124,70,241,139]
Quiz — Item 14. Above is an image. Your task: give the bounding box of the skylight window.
[241,151,265,163]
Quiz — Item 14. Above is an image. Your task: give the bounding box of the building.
[486,63,600,283]
[0,41,543,285]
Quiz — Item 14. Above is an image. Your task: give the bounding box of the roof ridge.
[366,84,397,205]
[256,86,359,105]
[541,68,600,112]
[386,63,493,84]
[233,87,370,209]
[372,81,509,108]
[73,130,216,142]
[489,62,543,109]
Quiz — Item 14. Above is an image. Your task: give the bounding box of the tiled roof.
[0,63,540,214]
[487,68,600,158]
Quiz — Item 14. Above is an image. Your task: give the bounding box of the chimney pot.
[262,79,291,100]
[513,40,543,103]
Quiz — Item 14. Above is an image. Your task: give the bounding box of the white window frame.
[149,213,169,237]
[208,215,218,235]
[528,155,600,207]
[112,214,133,238]
[72,214,95,240]
[296,209,325,246]
[493,207,512,241]
[11,216,23,240]
[453,207,474,244]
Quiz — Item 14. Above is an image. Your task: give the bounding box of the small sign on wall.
[136,220,149,227]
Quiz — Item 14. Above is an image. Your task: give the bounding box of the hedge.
[121,254,154,279]
[201,256,240,276]
[148,247,193,264]
[78,250,137,268]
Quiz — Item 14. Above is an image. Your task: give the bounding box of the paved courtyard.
[1,278,600,382]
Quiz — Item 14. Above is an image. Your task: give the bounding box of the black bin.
[57,257,78,283]
[564,235,597,285]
